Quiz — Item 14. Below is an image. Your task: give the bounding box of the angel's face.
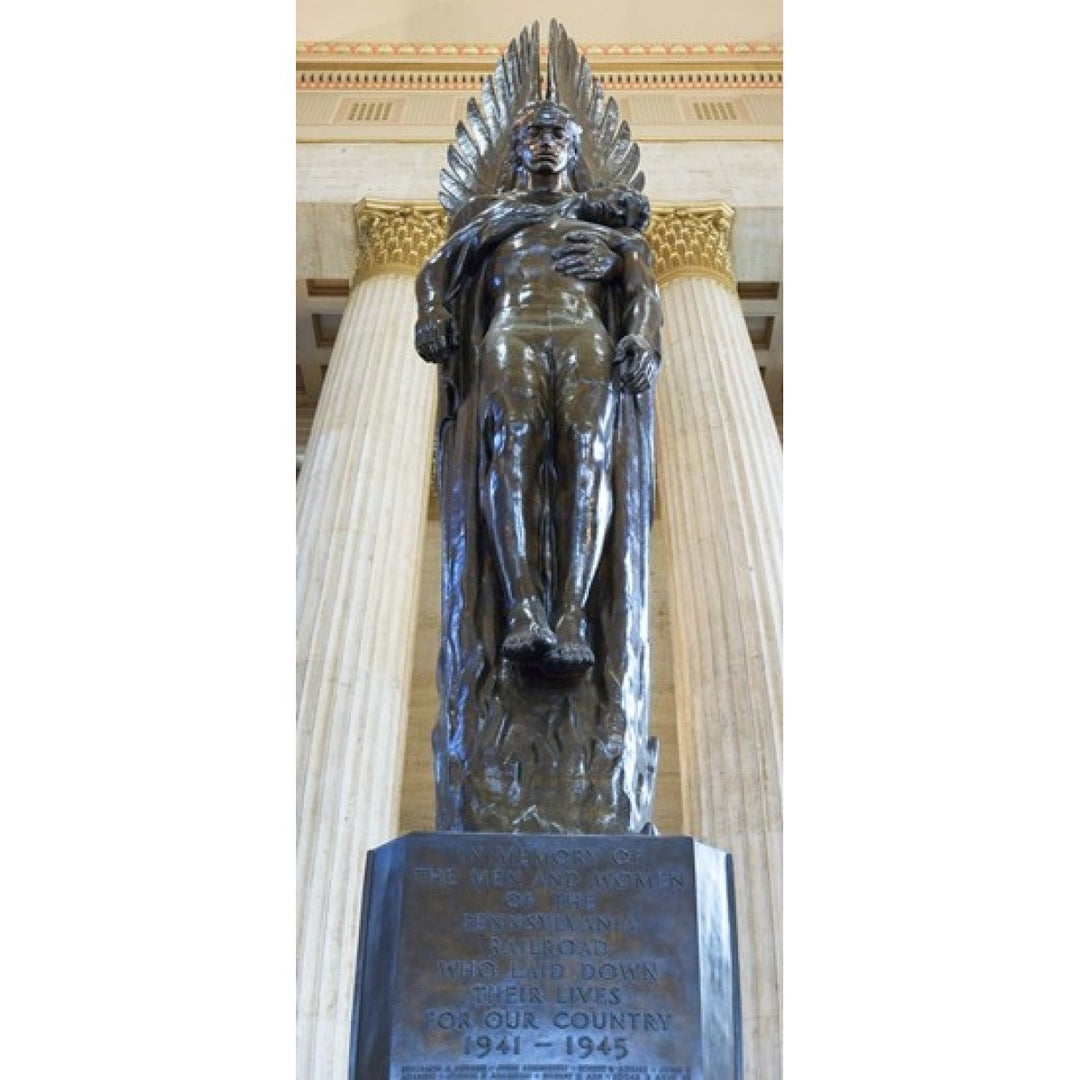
[517,122,577,176]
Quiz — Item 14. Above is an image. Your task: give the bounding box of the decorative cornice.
[299,40,781,59]
[299,40,781,92]
[353,199,736,293]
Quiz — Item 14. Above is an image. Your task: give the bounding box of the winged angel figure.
[415,21,663,834]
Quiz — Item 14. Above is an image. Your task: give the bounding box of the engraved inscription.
[395,835,702,1076]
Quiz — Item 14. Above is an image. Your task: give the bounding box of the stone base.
[350,832,742,1079]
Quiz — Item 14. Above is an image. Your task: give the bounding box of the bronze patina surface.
[415,21,663,835]
[351,833,741,1079]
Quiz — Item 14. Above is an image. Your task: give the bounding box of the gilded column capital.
[353,198,446,284]
[648,203,736,292]
[351,198,736,292]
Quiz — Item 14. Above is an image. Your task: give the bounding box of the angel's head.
[511,100,583,182]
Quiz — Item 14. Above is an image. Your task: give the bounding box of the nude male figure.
[416,100,661,676]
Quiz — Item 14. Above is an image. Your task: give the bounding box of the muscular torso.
[488,215,606,324]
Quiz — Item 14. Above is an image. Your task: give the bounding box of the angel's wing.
[545,19,645,193]
[438,22,542,223]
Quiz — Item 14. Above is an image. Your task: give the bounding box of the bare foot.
[541,610,595,677]
[502,598,557,663]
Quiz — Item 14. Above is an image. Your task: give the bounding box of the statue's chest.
[493,222,575,282]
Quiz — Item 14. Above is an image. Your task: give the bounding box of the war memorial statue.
[349,25,743,1078]
[415,21,662,835]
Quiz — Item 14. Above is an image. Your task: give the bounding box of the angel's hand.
[553,231,621,281]
[415,306,458,364]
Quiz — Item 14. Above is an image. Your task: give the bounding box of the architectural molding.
[299,42,782,143]
[298,40,782,92]
[353,199,736,293]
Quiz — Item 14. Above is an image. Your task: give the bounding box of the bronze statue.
[415,22,662,834]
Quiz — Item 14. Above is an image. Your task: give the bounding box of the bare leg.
[545,331,616,675]
[480,333,556,662]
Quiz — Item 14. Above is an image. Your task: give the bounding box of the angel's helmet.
[511,100,583,176]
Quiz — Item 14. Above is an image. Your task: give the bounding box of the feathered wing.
[438,21,542,223]
[545,18,645,192]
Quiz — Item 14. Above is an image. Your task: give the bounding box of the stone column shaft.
[656,273,783,1080]
[295,198,782,1080]
[296,272,437,1080]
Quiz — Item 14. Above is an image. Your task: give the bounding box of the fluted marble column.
[297,198,782,1080]
[651,206,783,1080]
[296,202,443,1080]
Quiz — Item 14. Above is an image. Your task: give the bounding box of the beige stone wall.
[297,141,781,283]
[297,3,782,45]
